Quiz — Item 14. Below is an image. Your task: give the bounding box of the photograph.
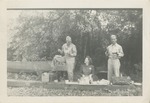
[7,9,143,96]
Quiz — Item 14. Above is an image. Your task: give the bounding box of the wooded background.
[7,9,142,81]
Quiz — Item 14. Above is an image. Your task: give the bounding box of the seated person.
[78,56,97,84]
[52,55,67,82]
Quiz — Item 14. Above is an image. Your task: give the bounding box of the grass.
[7,85,142,96]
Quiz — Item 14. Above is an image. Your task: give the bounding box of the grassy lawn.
[7,85,142,96]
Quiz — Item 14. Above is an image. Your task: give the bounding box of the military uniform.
[105,43,124,82]
[62,43,77,81]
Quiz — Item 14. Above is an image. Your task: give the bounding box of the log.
[7,61,67,73]
[7,61,106,74]
[7,79,136,91]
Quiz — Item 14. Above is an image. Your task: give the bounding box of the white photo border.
[0,0,150,103]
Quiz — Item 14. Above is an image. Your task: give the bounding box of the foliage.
[7,10,142,74]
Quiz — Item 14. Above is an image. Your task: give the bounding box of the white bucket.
[41,72,49,82]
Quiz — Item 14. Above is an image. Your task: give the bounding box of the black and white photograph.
[0,0,150,103]
[7,9,143,96]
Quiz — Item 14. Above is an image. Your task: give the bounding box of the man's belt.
[108,56,119,60]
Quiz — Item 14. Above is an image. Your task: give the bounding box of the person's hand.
[68,53,73,56]
[68,50,73,56]
[117,52,122,58]
[58,49,62,53]
[115,52,121,59]
[66,51,73,57]
[112,53,118,59]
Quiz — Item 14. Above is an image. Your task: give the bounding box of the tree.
[7,9,142,70]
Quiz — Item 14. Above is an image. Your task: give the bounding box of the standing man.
[58,36,77,82]
[105,35,124,82]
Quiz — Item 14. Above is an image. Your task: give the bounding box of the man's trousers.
[107,59,120,82]
[66,58,75,81]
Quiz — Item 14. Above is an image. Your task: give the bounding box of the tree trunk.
[84,36,88,58]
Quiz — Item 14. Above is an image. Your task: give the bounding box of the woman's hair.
[85,56,93,65]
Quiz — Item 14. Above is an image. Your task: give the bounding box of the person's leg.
[67,63,74,82]
[66,58,75,82]
[107,59,113,82]
[57,71,62,81]
[62,71,67,80]
[66,61,70,80]
[114,59,120,77]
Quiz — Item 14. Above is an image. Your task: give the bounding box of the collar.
[66,43,72,47]
[111,43,117,46]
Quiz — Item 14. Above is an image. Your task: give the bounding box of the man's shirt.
[105,43,124,59]
[62,43,77,59]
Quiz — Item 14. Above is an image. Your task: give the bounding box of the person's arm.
[91,65,95,75]
[117,46,124,58]
[79,65,84,77]
[105,47,109,57]
[88,65,94,77]
[70,45,77,57]
[58,45,65,55]
[89,65,94,80]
